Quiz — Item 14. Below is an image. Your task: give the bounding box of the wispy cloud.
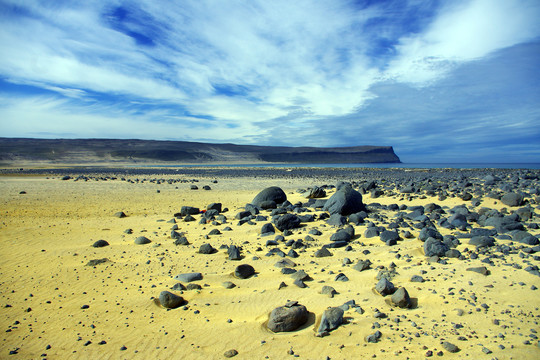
[0,0,539,161]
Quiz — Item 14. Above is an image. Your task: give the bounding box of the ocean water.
[143,163,540,170]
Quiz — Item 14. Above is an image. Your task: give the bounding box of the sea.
[143,163,540,170]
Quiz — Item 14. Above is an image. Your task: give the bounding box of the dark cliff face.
[0,138,401,164]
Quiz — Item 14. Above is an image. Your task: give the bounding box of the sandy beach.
[1,168,539,359]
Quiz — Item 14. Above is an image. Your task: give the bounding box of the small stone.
[443,342,460,353]
[224,349,238,358]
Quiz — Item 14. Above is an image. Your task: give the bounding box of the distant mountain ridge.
[0,138,401,164]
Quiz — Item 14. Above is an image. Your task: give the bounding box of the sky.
[0,0,539,163]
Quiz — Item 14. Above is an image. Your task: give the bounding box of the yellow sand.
[0,174,539,359]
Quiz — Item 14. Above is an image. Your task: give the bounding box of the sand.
[0,170,539,359]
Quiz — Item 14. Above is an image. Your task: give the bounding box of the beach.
[1,167,539,359]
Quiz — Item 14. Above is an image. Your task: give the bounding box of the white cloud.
[387,0,540,85]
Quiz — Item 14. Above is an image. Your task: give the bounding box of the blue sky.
[0,0,539,162]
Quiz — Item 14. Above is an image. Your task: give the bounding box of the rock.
[330,230,352,242]
[180,206,200,216]
[174,236,189,246]
[391,287,411,308]
[86,258,109,266]
[234,264,255,279]
[364,227,380,238]
[186,283,202,290]
[321,285,338,298]
[174,272,203,282]
[291,269,311,281]
[267,303,309,332]
[467,266,490,275]
[252,187,287,207]
[92,240,109,248]
[469,236,495,248]
[228,245,242,260]
[323,183,366,216]
[317,307,344,334]
[208,229,221,235]
[274,214,302,231]
[114,211,127,218]
[424,238,450,257]
[222,281,236,289]
[134,236,151,245]
[274,258,296,268]
[326,214,347,226]
[375,278,395,296]
[353,259,371,272]
[314,248,333,257]
[207,203,222,212]
[199,243,217,254]
[410,275,424,283]
[419,227,442,242]
[380,230,399,243]
[501,192,525,207]
[224,349,238,358]
[261,223,275,235]
[171,283,186,291]
[443,342,460,353]
[158,291,185,309]
[366,330,382,343]
[306,186,326,199]
[334,273,349,282]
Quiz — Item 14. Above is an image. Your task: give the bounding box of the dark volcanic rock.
[306,186,326,199]
[469,236,495,248]
[375,278,395,296]
[317,307,344,334]
[353,259,372,272]
[199,243,217,254]
[501,192,525,207]
[380,230,399,243]
[274,214,302,231]
[92,240,109,248]
[174,272,203,282]
[323,183,366,216]
[252,187,287,207]
[158,291,185,309]
[391,287,411,308]
[314,248,333,257]
[228,245,242,260]
[467,267,490,275]
[443,342,460,353]
[114,211,127,218]
[330,230,352,242]
[86,258,109,266]
[424,238,450,257]
[419,227,442,242]
[134,236,151,245]
[180,206,200,216]
[267,303,308,332]
[234,264,255,279]
[261,223,276,235]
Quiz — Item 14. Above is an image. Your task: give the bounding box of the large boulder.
[323,183,366,216]
[252,187,287,208]
[267,302,308,332]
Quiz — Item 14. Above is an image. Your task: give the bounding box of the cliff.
[0,138,401,164]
